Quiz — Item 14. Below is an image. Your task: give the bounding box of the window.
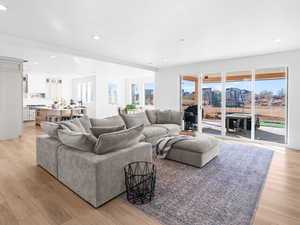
[131,84,140,105]
[108,83,118,105]
[144,83,154,105]
[254,69,287,143]
[180,67,288,144]
[77,81,93,105]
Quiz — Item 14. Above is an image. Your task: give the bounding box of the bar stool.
[61,110,72,121]
[71,109,84,119]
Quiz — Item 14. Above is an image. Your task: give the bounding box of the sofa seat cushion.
[142,126,168,139]
[172,134,218,153]
[153,124,181,135]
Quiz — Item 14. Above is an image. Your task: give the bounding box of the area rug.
[121,142,274,225]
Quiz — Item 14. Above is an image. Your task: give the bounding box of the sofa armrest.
[57,142,152,207]
[36,135,63,178]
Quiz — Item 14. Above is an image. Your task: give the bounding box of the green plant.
[126,104,137,110]
[53,100,59,104]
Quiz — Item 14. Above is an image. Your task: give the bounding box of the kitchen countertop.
[35,106,87,111]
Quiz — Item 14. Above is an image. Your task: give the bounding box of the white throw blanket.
[155,135,194,159]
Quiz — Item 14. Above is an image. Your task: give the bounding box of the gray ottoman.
[166,135,219,168]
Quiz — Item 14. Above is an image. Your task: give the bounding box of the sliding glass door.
[201,73,222,135]
[180,67,288,145]
[181,76,198,131]
[225,71,252,139]
[254,68,287,144]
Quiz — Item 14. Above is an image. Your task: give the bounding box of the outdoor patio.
[201,120,285,144]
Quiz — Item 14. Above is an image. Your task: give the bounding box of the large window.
[131,84,140,105]
[180,67,288,144]
[77,81,93,105]
[144,83,154,105]
[108,83,118,105]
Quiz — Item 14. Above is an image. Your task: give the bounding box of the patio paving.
[201,120,285,144]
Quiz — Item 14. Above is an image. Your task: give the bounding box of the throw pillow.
[157,110,172,124]
[57,128,97,152]
[121,112,151,128]
[145,109,158,124]
[60,119,85,132]
[41,122,60,139]
[90,125,125,138]
[94,124,144,154]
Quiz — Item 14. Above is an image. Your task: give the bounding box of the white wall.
[155,50,300,149]
[93,65,154,119]
[0,57,23,140]
[23,73,73,106]
[69,65,154,119]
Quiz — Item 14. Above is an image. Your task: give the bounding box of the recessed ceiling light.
[50,55,56,59]
[148,62,153,65]
[92,35,100,40]
[274,38,281,43]
[33,62,39,65]
[0,4,7,11]
[179,38,185,42]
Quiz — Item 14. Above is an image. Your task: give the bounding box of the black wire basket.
[124,161,156,205]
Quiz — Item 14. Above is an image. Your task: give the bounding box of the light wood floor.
[0,124,300,225]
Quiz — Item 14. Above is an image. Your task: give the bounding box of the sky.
[144,82,154,90]
[182,79,285,95]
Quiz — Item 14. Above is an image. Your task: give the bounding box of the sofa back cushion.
[157,110,183,125]
[90,115,125,128]
[157,110,172,124]
[90,125,125,138]
[94,124,144,154]
[41,122,60,139]
[121,112,151,128]
[57,128,97,152]
[145,109,159,124]
[170,111,183,126]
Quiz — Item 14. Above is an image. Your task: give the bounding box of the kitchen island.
[35,107,87,125]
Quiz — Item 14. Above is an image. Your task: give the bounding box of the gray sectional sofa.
[37,110,182,207]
